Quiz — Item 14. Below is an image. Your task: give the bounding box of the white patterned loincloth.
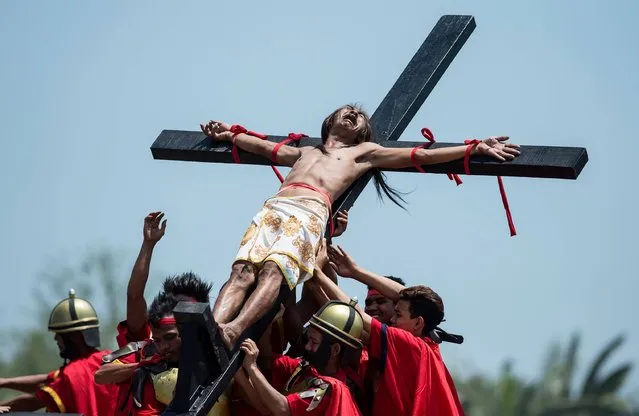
[234,196,329,289]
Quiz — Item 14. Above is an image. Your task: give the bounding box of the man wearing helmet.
[314,244,465,416]
[238,300,363,416]
[0,289,117,415]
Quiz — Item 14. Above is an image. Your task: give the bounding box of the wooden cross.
[151,15,588,220]
[155,15,589,416]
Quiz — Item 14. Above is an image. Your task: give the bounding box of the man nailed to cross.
[200,104,520,349]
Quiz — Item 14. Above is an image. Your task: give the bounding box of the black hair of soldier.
[150,272,212,326]
[161,272,212,303]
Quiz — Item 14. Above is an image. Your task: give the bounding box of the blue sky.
[1,0,637,394]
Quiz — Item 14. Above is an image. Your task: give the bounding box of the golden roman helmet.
[309,299,364,350]
[48,289,100,334]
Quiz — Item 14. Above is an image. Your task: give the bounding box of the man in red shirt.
[238,300,364,416]
[0,289,117,415]
[129,282,238,416]
[94,212,215,416]
[94,211,165,416]
[317,244,465,415]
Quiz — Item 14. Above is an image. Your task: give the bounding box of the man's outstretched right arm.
[200,120,305,166]
[0,374,50,394]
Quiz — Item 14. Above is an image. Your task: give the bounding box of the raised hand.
[143,212,167,244]
[332,210,349,237]
[475,136,521,161]
[240,339,260,371]
[327,245,359,278]
[200,120,233,142]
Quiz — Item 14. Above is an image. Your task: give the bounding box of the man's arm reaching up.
[312,240,371,343]
[201,120,307,167]
[241,340,291,416]
[327,245,404,301]
[127,212,166,335]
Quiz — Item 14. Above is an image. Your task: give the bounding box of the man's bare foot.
[219,323,241,350]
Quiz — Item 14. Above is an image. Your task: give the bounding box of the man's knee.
[229,262,257,289]
[258,261,283,281]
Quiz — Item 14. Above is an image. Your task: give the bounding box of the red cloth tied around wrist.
[463,139,481,176]
[157,317,177,326]
[270,133,308,183]
[230,124,268,164]
[464,138,517,236]
[230,125,308,184]
[410,128,463,185]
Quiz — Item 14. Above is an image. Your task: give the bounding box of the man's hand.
[0,405,11,414]
[332,210,349,237]
[474,136,520,161]
[143,212,167,245]
[200,120,233,142]
[327,245,359,278]
[315,238,329,271]
[240,339,260,371]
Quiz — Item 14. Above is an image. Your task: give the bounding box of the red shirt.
[116,320,152,349]
[36,350,118,416]
[270,355,361,416]
[133,380,164,416]
[114,320,152,416]
[368,318,464,416]
[229,316,289,416]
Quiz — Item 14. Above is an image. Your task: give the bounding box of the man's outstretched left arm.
[362,137,520,169]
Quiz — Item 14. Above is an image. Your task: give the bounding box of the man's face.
[390,300,422,337]
[330,107,368,141]
[54,333,65,354]
[54,332,84,359]
[304,326,324,353]
[365,294,395,324]
[152,323,182,364]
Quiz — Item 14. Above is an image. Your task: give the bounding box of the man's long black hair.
[319,104,407,209]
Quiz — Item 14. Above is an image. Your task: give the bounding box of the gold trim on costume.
[41,386,66,413]
[240,223,258,246]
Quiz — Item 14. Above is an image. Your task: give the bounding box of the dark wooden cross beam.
[154,15,588,416]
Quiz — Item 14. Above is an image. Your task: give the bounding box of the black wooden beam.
[333,14,476,215]
[163,287,291,416]
[164,302,223,416]
[151,130,588,180]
